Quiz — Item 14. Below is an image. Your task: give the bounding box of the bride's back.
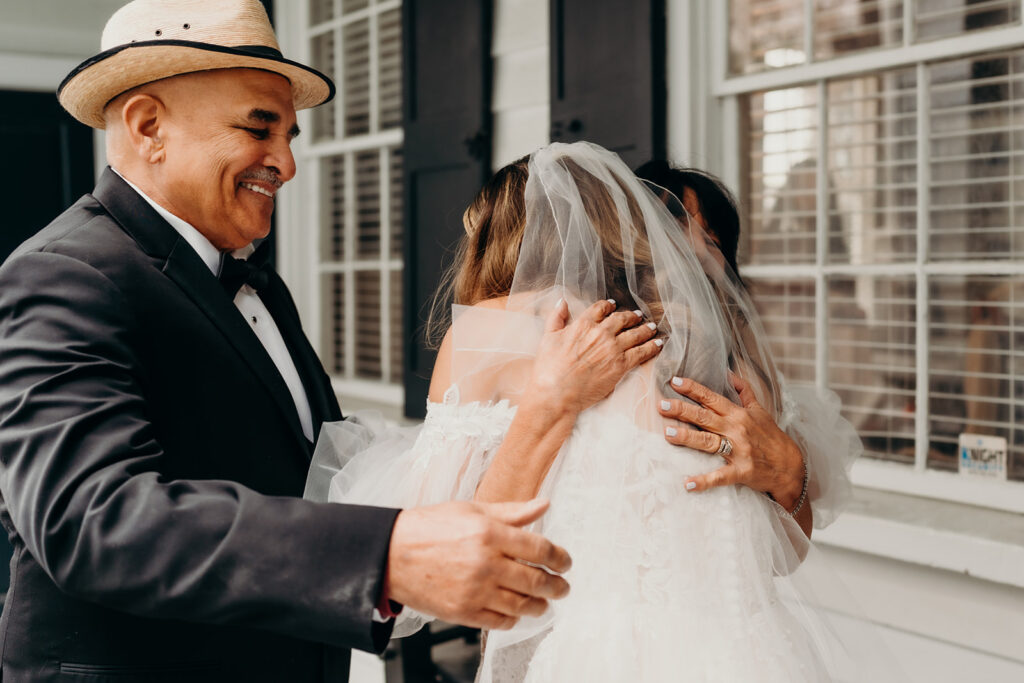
[430,142,781,434]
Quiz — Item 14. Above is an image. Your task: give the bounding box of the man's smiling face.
[155,68,300,250]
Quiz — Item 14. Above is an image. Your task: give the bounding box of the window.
[721,0,1024,511]
[304,0,403,407]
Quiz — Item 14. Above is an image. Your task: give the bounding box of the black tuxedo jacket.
[0,169,399,682]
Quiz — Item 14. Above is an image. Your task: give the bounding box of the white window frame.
[276,0,405,410]
[675,0,1024,513]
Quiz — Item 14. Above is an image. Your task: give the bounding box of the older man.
[0,1,571,681]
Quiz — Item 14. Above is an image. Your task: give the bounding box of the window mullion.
[914,60,930,472]
[334,22,344,142]
[308,157,324,360]
[343,152,356,381]
[379,147,391,384]
[904,0,915,46]
[815,79,828,389]
[720,95,740,198]
[803,0,815,64]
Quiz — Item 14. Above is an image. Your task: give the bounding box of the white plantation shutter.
[730,0,1024,502]
[743,86,819,265]
[310,0,334,25]
[827,275,917,464]
[928,275,1022,471]
[729,0,807,74]
[749,278,818,384]
[343,19,371,136]
[828,68,918,264]
[730,0,1020,75]
[355,150,380,258]
[308,0,404,393]
[324,274,346,374]
[311,31,336,140]
[929,52,1023,260]
[379,8,402,130]
[916,0,1020,40]
[342,0,370,12]
[814,0,905,61]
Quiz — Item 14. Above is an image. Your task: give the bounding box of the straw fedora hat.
[58,0,335,129]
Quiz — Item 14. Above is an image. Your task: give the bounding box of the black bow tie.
[219,240,272,297]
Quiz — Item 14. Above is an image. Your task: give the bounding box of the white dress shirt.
[114,170,315,442]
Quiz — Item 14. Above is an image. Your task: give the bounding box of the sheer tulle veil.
[307,141,903,682]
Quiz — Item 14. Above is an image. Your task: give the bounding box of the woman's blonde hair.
[427,153,663,346]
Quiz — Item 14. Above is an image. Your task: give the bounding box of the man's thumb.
[478,498,550,527]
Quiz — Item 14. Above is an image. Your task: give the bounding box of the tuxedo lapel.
[91,168,313,460]
[163,242,312,455]
[258,277,342,432]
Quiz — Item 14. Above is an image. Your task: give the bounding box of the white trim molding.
[816,486,1024,589]
[0,51,79,92]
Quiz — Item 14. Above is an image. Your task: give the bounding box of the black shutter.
[550,0,666,169]
[402,0,492,419]
[1,91,93,264]
[0,89,93,598]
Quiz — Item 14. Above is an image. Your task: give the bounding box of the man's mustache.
[239,168,283,188]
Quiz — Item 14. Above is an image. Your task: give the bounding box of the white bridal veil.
[307,142,900,682]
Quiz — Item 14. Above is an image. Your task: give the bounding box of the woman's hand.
[658,373,811,533]
[476,298,662,504]
[528,298,664,416]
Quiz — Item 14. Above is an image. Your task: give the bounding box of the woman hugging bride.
[307,142,883,682]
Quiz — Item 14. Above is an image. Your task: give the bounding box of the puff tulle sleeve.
[778,382,861,529]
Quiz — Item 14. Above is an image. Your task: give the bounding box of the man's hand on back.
[385,498,571,630]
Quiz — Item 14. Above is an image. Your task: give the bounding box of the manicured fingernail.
[686,481,697,491]
[607,298,615,305]
[633,309,643,318]
[671,376,684,387]
[660,400,671,411]
[665,426,677,437]
[654,339,664,347]
[646,322,657,331]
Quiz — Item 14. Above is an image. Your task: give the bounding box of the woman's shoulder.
[470,296,510,310]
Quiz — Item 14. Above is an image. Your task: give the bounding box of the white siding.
[821,544,1024,681]
[491,0,549,170]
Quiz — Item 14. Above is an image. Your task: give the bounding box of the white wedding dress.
[306,142,886,682]
[310,312,863,683]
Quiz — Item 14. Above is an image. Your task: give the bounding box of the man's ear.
[120,93,166,164]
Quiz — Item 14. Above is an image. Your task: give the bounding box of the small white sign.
[958,433,1007,480]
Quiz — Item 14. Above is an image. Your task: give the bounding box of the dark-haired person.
[635,159,860,540]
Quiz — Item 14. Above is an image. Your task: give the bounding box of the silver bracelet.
[785,457,810,517]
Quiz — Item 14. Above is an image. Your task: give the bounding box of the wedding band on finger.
[714,435,733,456]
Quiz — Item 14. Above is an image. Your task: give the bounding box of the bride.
[308,142,872,681]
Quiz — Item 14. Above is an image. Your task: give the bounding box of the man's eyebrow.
[248,108,280,123]
[288,123,301,139]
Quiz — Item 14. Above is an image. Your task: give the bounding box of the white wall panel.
[491,0,549,170]
[492,0,548,55]
[492,46,548,111]
[492,105,548,168]
[818,544,1024,668]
